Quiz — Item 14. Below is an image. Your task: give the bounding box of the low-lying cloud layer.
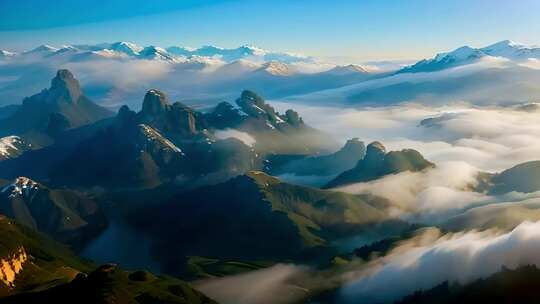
[273,101,540,172]
[270,101,540,224]
[214,129,256,147]
[194,264,308,304]
[340,221,540,303]
[334,161,489,221]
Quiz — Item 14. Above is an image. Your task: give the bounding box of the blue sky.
[1,0,540,62]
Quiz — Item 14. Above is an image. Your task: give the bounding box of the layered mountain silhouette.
[0,80,333,189]
[325,141,434,188]
[265,138,366,176]
[0,177,106,249]
[206,90,332,154]
[46,90,262,189]
[129,171,400,275]
[0,69,112,146]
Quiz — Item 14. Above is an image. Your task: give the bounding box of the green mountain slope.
[0,177,106,249]
[131,171,397,275]
[0,215,216,303]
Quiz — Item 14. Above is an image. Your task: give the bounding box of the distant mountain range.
[287,40,540,106]
[3,40,540,109]
[1,42,314,64]
[0,69,112,146]
[398,40,540,73]
[0,42,378,108]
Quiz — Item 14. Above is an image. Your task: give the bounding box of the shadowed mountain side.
[0,177,106,249]
[129,171,403,276]
[325,141,434,188]
[0,69,112,146]
[0,89,334,190]
[264,138,365,176]
[0,215,216,303]
[2,265,217,304]
[396,265,540,304]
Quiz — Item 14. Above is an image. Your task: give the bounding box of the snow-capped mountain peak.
[53,45,80,55]
[481,40,540,59]
[398,40,540,74]
[108,41,143,56]
[0,50,16,57]
[26,44,58,53]
[259,61,293,76]
[328,64,368,74]
[433,46,485,62]
[138,46,177,61]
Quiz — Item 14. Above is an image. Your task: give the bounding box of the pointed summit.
[0,70,112,141]
[365,141,386,161]
[108,41,142,56]
[49,69,82,104]
[142,89,170,116]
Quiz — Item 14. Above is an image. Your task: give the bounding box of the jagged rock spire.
[141,89,169,116]
[49,69,82,104]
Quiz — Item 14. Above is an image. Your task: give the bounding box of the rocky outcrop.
[0,69,112,144]
[138,89,199,136]
[0,247,28,288]
[0,177,107,248]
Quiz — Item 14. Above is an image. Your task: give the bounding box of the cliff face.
[0,247,28,288]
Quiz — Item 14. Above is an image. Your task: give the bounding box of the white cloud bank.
[194,264,307,304]
[214,129,256,147]
[341,221,540,303]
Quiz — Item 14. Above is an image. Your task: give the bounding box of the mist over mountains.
[3,40,540,111]
[3,38,540,304]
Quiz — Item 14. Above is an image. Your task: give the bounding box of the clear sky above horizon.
[1,0,540,62]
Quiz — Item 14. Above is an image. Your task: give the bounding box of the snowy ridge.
[0,136,31,160]
[1,177,41,199]
[138,124,184,155]
[400,40,540,73]
[2,42,314,65]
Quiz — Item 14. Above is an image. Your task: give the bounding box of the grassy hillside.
[131,171,401,276]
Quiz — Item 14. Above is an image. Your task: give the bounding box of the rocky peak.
[141,89,170,117]
[341,138,365,155]
[237,90,277,117]
[116,105,137,126]
[365,141,386,162]
[214,102,238,115]
[49,69,82,104]
[284,109,303,126]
